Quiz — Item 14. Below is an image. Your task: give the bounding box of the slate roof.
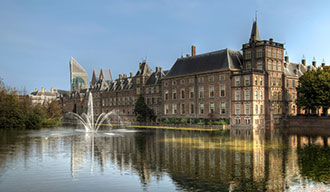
[145,70,168,85]
[284,62,310,78]
[165,48,243,78]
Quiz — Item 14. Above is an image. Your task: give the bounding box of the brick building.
[63,20,321,129]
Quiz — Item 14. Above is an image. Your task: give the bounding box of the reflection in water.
[0,128,329,192]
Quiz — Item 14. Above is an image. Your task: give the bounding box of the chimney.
[285,56,289,63]
[302,59,306,65]
[130,72,133,77]
[312,61,316,67]
[119,74,122,79]
[156,67,159,72]
[159,67,162,72]
[186,54,190,57]
[50,88,54,93]
[41,88,45,93]
[191,45,196,56]
[123,74,127,78]
[35,88,39,92]
[269,38,273,43]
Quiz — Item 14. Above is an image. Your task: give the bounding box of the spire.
[250,20,260,42]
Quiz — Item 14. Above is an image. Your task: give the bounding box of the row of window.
[234,117,264,125]
[164,85,226,100]
[235,90,264,101]
[234,76,264,87]
[235,104,264,115]
[164,74,226,87]
[145,86,160,94]
[245,48,282,60]
[286,79,296,88]
[267,60,282,71]
[164,102,227,115]
[102,96,135,107]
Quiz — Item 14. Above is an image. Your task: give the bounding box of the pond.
[0,127,329,192]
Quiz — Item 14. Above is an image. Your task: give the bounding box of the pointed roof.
[250,21,260,42]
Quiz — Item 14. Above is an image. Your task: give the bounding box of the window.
[256,48,263,58]
[102,99,105,106]
[164,90,169,100]
[272,49,276,58]
[146,98,149,105]
[235,77,240,86]
[156,86,159,93]
[181,88,185,99]
[221,102,226,114]
[245,50,251,59]
[189,78,194,84]
[199,103,204,114]
[146,88,149,94]
[219,74,225,81]
[286,80,289,88]
[199,87,204,98]
[164,82,168,87]
[172,89,177,100]
[164,104,169,114]
[235,90,241,101]
[235,118,241,125]
[255,119,259,124]
[209,76,214,82]
[292,80,296,88]
[181,104,185,114]
[151,87,154,93]
[245,104,250,115]
[210,103,215,113]
[199,77,204,83]
[268,60,272,70]
[260,77,263,86]
[260,105,263,114]
[136,78,140,84]
[180,79,185,85]
[292,93,296,101]
[245,118,251,125]
[220,85,225,97]
[255,77,258,85]
[235,104,240,115]
[257,60,263,70]
[246,61,251,69]
[277,62,281,71]
[245,76,250,86]
[245,90,250,100]
[209,86,214,97]
[189,87,194,98]
[172,81,177,86]
[118,98,121,105]
[114,98,116,105]
[260,91,263,100]
[109,98,112,106]
[136,88,141,95]
[152,97,154,104]
[255,104,259,114]
[267,48,272,57]
[190,104,194,114]
[172,104,177,114]
[272,60,277,71]
[255,91,258,100]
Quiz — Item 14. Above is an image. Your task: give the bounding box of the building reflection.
[0,128,328,191]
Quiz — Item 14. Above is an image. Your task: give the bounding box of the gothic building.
[63,21,318,129]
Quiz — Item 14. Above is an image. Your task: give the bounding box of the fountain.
[67,92,121,133]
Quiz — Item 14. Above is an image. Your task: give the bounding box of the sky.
[1,0,330,93]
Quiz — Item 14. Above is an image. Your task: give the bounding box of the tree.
[133,95,156,122]
[46,100,62,119]
[296,66,330,115]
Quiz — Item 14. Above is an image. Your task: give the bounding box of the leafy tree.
[46,100,62,119]
[134,95,156,122]
[297,66,330,115]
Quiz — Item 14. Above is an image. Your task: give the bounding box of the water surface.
[0,127,329,192]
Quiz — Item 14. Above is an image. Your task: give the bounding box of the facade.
[29,88,67,106]
[63,21,321,129]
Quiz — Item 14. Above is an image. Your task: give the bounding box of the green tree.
[296,66,330,115]
[133,95,156,122]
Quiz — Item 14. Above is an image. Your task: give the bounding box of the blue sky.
[1,0,330,92]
